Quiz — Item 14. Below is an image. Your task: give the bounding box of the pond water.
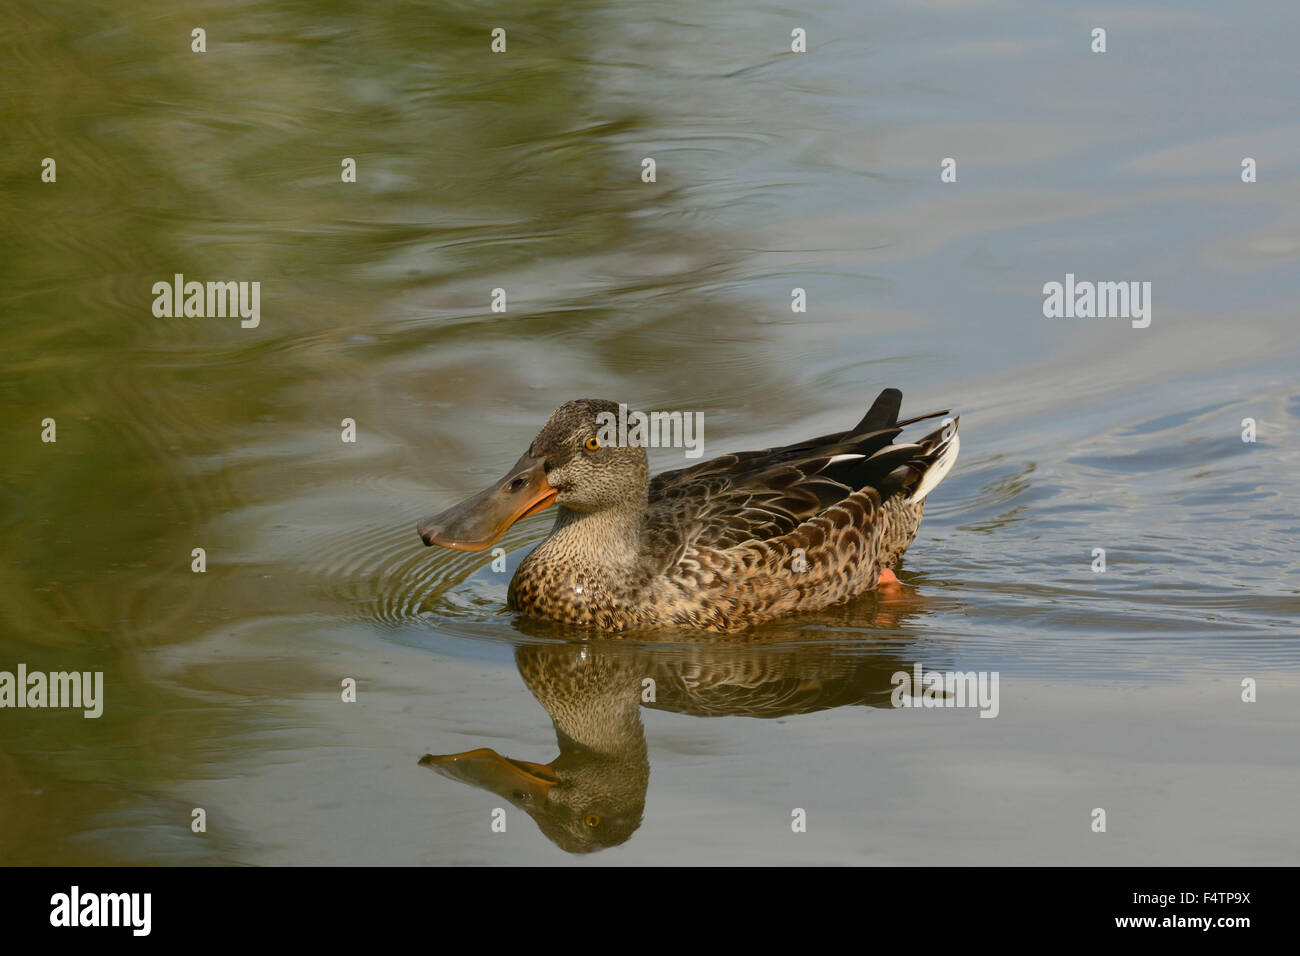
[2,0,1297,864]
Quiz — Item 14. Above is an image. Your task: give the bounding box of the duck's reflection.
[422,638,649,852]
[422,591,947,852]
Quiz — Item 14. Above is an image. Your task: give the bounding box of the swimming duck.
[417,387,958,632]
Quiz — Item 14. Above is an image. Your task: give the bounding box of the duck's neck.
[537,501,645,575]
[547,676,648,758]
[510,498,651,624]
[519,647,648,756]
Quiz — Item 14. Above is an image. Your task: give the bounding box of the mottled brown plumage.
[419,388,960,633]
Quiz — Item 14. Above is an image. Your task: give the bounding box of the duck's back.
[635,389,959,631]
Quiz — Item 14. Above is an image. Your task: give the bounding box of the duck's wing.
[645,388,952,555]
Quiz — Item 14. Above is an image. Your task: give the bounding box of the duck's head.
[420,643,650,853]
[417,399,649,551]
[419,745,646,853]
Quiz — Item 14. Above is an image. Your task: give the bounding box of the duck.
[416,387,959,632]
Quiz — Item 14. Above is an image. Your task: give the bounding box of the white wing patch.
[909,431,960,503]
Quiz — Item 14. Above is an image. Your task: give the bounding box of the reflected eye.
[584,813,600,828]
[584,436,601,451]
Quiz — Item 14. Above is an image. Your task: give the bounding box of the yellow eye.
[584,436,601,451]
[584,813,601,828]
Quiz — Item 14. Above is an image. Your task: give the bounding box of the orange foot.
[877,567,901,588]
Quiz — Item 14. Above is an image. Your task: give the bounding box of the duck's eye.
[584,813,601,828]
[584,436,601,451]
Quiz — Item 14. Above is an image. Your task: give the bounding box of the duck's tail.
[847,388,959,504]
[904,417,960,502]
[851,387,951,434]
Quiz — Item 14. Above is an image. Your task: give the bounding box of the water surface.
[2,0,1297,864]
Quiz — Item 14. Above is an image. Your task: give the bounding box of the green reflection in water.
[1,0,769,864]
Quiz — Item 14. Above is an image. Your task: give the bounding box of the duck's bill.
[419,748,557,806]
[417,452,557,551]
